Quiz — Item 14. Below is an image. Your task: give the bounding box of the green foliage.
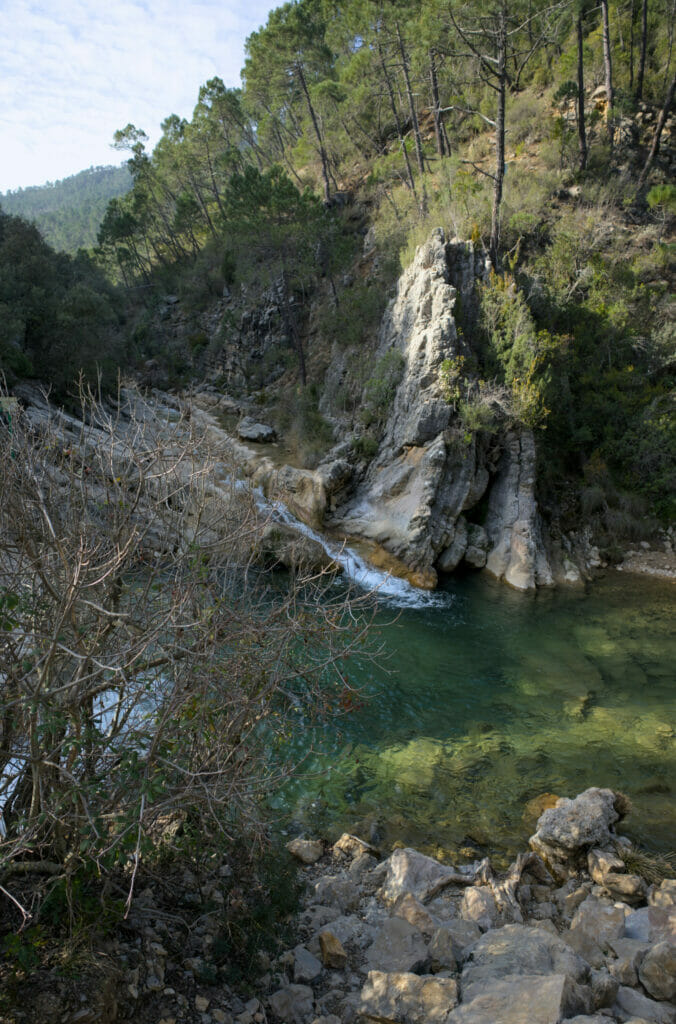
[361,349,405,427]
[0,166,131,253]
[352,433,380,460]
[647,183,676,216]
[0,209,124,395]
[209,845,304,990]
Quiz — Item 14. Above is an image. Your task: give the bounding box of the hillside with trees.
[0,1,674,1016]
[0,164,131,253]
[89,0,674,522]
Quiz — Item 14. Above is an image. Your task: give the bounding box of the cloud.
[0,0,275,192]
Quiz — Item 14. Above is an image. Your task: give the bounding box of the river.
[269,563,675,866]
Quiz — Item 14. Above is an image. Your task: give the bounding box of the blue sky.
[0,0,276,193]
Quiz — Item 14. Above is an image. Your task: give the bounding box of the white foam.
[263,496,452,610]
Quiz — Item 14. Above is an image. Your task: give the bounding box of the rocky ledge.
[274,788,675,1024]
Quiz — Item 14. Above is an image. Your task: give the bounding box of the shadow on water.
[270,571,676,864]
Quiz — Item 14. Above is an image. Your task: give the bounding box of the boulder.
[333,833,378,860]
[623,905,676,944]
[587,847,625,884]
[459,887,498,932]
[460,924,589,995]
[529,788,621,876]
[612,984,676,1023]
[358,970,458,1024]
[287,838,325,865]
[319,931,348,970]
[428,927,459,972]
[463,524,489,569]
[381,848,463,904]
[268,984,315,1024]
[650,879,676,909]
[438,517,468,573]
[638,940,676,1001]
[365,917,429,974]
[294,946,323,983]
[433,919,482,962]
[392,893,439,937]
[447,973,592,1024]
[314,876,361,914]
[312,915,376,953]
[237,417,277,443]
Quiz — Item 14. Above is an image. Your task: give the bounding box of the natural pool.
[271,571,676,865]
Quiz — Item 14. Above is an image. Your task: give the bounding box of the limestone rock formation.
[328,231,560,591]
[484,430,554,590]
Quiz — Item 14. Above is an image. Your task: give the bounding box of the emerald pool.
[271,570,675,864]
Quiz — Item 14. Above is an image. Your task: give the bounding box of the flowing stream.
[263,501,675,864]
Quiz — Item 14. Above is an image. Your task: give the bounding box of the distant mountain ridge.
[0,164,131,253]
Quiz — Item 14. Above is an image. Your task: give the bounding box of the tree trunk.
[377,41,418,198]
[636,0,648,100]
[296,62,332,204]
[490,6,507,267]
[429,51,446,157]
[601,0,615,148]
[577,14,588,171]
[396,20,427,191]
[629,0,636,90]
[636,73,676,190]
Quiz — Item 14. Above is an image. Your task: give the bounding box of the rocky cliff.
[326,230,563,591]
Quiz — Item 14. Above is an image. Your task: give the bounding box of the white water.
[260,493,453,611]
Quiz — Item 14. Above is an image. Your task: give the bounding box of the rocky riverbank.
[9,787,673,1024]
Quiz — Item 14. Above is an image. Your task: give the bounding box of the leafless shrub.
[0,383,373,917]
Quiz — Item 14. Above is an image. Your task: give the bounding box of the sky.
[0,0,276,194]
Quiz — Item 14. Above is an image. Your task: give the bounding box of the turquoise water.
[272,571,675,865]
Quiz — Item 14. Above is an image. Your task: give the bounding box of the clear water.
[271,571,676,865]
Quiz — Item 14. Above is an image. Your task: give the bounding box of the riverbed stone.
[428,926,459,972]
[638,940,676,1001]
[287,838,325,865]
[237,417,277,443]
[612,984,676,1024]
[358,970,458,1024]
[603,872,647,904]
[624,905,676,943]
[318,932,348,970]
[314,875,360,913]
[588,847,625,884]
[269,985,315,1024]
[650,879,676,909]
[315,915,376,954]
[460,923,589,994]
[570,897,627,950]
[364,917,429,974]
[392,893,438,937]
[459,887,498,932]
[448,973,592,1024]
[333,834,377,860]
[530,789,620,876]
[380,848,462,904]
[294,946,323,983]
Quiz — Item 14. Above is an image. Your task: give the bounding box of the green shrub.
[361,349,405,427]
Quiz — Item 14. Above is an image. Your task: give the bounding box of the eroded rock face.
[331,231,492,587]
[327,231,562,592]
[484,430,553,590]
